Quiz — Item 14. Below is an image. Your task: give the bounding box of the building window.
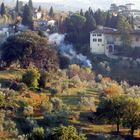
[97,34,102,36]
[98,39,102,42]
[93,38,97,42]
[92,34,96,36]
[136,37,139,41]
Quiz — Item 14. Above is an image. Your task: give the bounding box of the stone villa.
[90,26,140,55]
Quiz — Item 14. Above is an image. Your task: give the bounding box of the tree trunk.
[130,127,134,137]
[117,123,120,134]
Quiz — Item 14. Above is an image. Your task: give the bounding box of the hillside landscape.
[0,0,139,140]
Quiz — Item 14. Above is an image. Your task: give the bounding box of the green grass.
[0,69,24,88]
[0,69,24,80]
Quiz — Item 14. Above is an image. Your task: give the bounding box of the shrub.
[10,81,27,92]
[47,125,86,140]
[78,96,95,111]
[51,97,63,111]
[104,83,124,95]
[95,74,103,82]
[28,127,45,140]
[3,119,19,137]
[40,102,53,113]
[44,110,69,127]
[23,106,34,117]
[22,68,40,88]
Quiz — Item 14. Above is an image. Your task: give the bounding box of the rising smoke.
[48,33,92,68]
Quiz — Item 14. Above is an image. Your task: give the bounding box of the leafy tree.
[97,95,128,134]
[28,127,45,140]
[69,14,86,31]
[104,83,124,95]
[49,6,54,18]
[22,68,40,88]
[117,15,132,47]
[123,98,140,137]
[65,14,86,43]
[47,125,86,140]
[0,2,6,16]
[110,3,118,12]
[22,4,33,29]
[1,31,59,70]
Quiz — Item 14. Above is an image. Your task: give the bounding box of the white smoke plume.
[48,33,92,68]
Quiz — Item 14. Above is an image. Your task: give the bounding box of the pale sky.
[22,0,140,10]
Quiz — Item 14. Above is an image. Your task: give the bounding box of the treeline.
[63,8,133,45]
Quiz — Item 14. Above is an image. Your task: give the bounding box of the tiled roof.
[91,27,117,34]
[91,27,140,35]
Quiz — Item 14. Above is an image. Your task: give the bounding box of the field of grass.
[0,69,24,80]
[0,69,139,139]
[0,69,24,88]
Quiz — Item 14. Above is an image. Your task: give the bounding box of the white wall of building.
[90,32,106,54]
[90,31,140,55]
[131,35,140,47]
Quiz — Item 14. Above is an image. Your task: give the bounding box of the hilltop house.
[90,26,140,55]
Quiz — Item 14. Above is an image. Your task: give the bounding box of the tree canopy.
[117,15,132,47]
[15,0,19,14]
[0,2,6,16]
[97,95,128,133]
[28,0,33,10]
[22,4,33,29]
[1,31,59,70]
[47,126,86,140]
[49,6,54,18]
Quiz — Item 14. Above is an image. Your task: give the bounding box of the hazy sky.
[23,0,140,10]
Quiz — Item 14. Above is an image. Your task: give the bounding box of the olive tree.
[22,68,40,88]
[123,98,140,137]
[1,31,59,70]
[47,125,86,140]
[97,95,128,134]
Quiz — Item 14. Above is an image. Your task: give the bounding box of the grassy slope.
[0,69,139,139]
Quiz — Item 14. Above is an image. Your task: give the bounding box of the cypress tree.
[28,0,33,10]
[22,4,33,29]
[80,9,84,16]
[110,14,118,28]
[94,9,104,25]
[15,0,19,14]
[49,6,54,18]
[38,5,41,12]
[1,2,6,16]
[105,11,111,27]
[83,11,96,43]
[85,11,96,32]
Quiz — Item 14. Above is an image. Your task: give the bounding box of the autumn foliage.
[104,83,124,95]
